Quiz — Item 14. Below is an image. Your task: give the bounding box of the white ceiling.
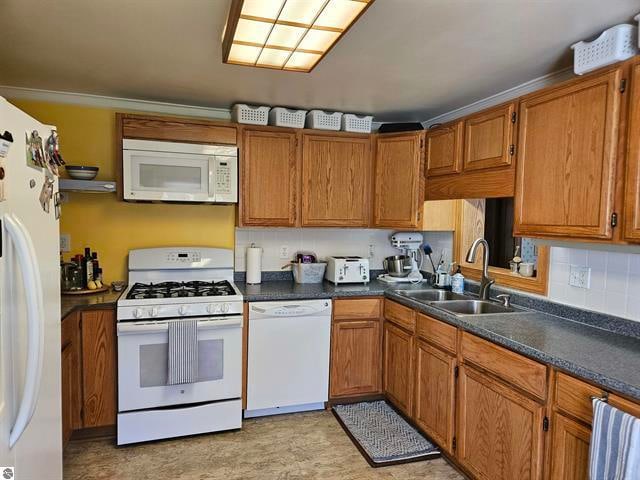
[2,0,638,121]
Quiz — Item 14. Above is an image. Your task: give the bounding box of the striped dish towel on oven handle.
[589,398,640,480]
[167,319,199,385]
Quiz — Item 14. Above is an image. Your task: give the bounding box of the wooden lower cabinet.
[548,412,591,480]
[383,321,414,416]
[61,312,81,448]
[330,319,381,398]
[414,339,456,453]
[457,365,545,480]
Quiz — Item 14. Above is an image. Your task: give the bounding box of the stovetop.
[126,280,236,300]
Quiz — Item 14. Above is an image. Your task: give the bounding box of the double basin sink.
[394,289,522,316]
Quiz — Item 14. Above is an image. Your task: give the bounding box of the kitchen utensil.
[383,255,412,277]
[295,252,316,263]
[519,262,535,277]
[60,262,78,291]
[65,165,99,180]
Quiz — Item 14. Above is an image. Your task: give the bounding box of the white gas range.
[116,247,243,445]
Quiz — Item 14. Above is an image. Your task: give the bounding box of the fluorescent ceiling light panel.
[222,0,374,72]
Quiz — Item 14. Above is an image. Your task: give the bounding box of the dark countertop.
[61,289,123,319]
[236,280,640,401]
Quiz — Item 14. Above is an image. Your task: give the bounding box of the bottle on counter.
[451,265,465,294]
[82,247,94,289]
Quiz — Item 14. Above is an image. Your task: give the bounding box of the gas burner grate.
[126,280,235,300]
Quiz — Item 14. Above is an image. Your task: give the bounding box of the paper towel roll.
[246,244,262,284]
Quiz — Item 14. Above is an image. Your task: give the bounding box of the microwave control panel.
[212,155,238,202]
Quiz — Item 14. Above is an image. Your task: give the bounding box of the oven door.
[123,148,214,202]
[117,316,242,412]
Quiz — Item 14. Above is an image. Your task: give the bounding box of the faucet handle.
[496,294,511,308]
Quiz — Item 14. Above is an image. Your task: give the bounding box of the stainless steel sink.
[430,299,518,316]
[395,290,468,302]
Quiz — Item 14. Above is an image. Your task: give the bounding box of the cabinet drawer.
[384,300,416,332]
[555,372,604,425]
[416,313,457,354]
[334,298,382,320]
[461,332,547,400]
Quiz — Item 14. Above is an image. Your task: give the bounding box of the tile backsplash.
[234,228,454,273]
[548,247,640,322]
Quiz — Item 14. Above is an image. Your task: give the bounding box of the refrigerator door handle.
[4,213,45,448]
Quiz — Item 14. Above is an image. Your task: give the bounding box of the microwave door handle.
[208,157,215,201]
[4,214,45,448]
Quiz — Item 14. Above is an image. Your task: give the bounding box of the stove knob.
[133,308,144,319]
[149,307,159,317]
[207,304,218,314]
[221,303,230,313]
[179,305,189,316]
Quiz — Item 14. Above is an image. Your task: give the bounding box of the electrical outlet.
[368,244,375,258]
[279,245,290,259]
[60,233,71,253]
[569,265,591,289]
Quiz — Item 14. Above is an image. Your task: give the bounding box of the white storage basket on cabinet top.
[231,104,270,125]
[306,110,342,131]
[571,24,638,75]
[341,114,373,133]
[269,107,307,128]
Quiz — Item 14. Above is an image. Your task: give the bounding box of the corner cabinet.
[301,133,372,227]
[624,57,640,242]
[239,128,300,227]
[373,131,425,228]
[514,67,623,240]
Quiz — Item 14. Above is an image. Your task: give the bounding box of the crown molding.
[422,67,575,126]
[0,85,232,120]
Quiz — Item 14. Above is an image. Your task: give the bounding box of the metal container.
[383,255,412,277]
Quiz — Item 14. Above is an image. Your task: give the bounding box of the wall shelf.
[59,179,117,193]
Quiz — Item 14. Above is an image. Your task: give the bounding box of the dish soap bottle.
[451,265,465,294]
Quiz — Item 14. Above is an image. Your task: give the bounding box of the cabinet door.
[302,134,372,227]
[624,59,640,242]
[383,321,414,417]
[240,128,299,227]
[457,365,545,480]
[463,103,515,172]
[515,68,622,239]
[426,122,463,177]
[549,413,591,480]
[81,309,117,428]
[330,319,381,398]
[414,340,456,453]
[373,132,424,228]
[61,312,81,447]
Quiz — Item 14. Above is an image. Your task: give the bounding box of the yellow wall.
[10,99,236,282]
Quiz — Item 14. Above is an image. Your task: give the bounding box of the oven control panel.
[166,251,202,263]
[118,301,242,321]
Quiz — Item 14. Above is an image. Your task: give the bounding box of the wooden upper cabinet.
[373,132,425,228]
[457,365,545,480]
[463,102,515,172]
[425,121,463,177]
[240,128,299,227]
[624,58,640,242]
[514,68,623,240]
[301,134,372,227]
[121,114,237,145]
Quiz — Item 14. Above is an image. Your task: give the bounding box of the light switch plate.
[60,233,71,252]
[569,265,591,289]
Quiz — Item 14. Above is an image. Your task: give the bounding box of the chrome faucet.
[465,238,495,301]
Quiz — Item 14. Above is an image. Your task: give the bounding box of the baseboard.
[70,425,116,442]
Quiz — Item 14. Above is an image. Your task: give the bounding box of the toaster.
[325,256,370,284]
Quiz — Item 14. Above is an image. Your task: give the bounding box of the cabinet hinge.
[454,366,459,378]
[611,212,618,228]
[509,144,516,156]
[620,79,627,93]
[543,416,549,432]
[452,436,457,451]
[511,111,517,123]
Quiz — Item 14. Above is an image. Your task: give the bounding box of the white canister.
[246,244,263,284]
[519,262,535,277]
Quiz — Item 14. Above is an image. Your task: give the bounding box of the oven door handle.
[117,317,243,335]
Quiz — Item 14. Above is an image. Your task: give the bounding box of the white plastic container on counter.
[291,262,327,284]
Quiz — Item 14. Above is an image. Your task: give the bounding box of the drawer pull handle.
[591,392,609,403]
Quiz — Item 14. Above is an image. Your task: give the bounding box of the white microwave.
[122,139,238,203]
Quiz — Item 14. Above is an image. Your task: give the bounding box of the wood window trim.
[454,199,549,295]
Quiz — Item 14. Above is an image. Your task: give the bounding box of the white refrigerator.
[0,97,63,479]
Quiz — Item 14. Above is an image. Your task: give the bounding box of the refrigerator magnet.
[26,130,45,170]
[0,130,13,158]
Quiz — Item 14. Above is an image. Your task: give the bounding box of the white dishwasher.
[245,299,332,418]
